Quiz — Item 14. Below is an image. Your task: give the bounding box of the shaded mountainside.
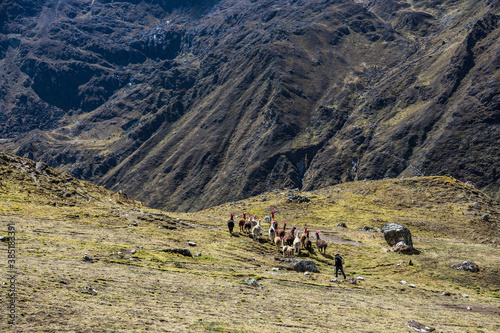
[0,0,499,211]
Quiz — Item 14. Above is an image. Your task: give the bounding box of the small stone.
[361,226,377,232]
[272,267,279,271]
[164,248,192,257]
[472,202,478,207]
[442,291,451,296]
[194,252,202,257]
[450,260,479,272]
[400,280,407,285]
[356,276,364,280]
[462,294,469,298]
[337,222,347,228]
[117,251,123,255]
[245,279,261,289]
[131,249,137,254]
[408,284,416,288]
[467,306,472,311]
[406,320,435,332]
[330,278,339,283]
[482,213,489,221]
[187,242,197,247]
[35,162,47,172]
[304,272,310,276]
[132,221,138,226]
[173,262,184,268]
[82,286,98,295]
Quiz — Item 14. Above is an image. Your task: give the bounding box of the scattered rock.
[187,241,197,247]
[356,276,364,281]
[82,286,98,295]
[245,278,262,289]
[131,249,137,254]
[172,262,185,268]
[472,202,479,207]
[291,259,319,273]
[132,221,139,226]
[462,294,469,298]
[390,242,419,254]
[442,291,451,296]
[0,236,11,242]
[400,280,407,285]
[450,261,479,272]
[361,226,377,232]
[467,306,472,311]
[82,253,93,262]
[304,271,310,276]
[383,223,413,248]
[482,213,489,221]
[406,320,435,332]
[287,194,310,203]
[163,248,193,257]
[330,278,339,283]
[35,162,47,172]
[337,222,347,228]
[408,284,416,288]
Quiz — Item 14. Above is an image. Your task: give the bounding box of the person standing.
[334,253,346,279]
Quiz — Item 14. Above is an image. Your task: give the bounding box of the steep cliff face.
[0,0,499,211]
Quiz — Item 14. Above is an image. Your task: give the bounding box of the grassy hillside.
[1,152,499,332]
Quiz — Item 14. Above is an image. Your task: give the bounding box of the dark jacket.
[335,255,344,267]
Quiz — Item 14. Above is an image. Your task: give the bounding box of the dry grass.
[0,157,499,332]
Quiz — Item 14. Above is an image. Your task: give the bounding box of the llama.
[252,219,262,242]
[293,230,301,255]
[315,232,328,254]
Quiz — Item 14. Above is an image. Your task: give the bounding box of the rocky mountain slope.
[0,0,499,211]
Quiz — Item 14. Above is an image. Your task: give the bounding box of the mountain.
[0,0,499,211]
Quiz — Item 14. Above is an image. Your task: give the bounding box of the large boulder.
[383,223,413,248]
